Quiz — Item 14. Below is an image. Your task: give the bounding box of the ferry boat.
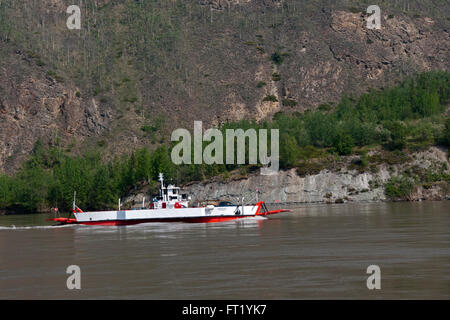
[49,173,290,226]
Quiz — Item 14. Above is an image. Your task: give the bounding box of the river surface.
[0,202,448,299]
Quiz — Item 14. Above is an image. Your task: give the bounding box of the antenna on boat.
[73,191,76,212]
[159,173,164,189]
[159,173,165,202]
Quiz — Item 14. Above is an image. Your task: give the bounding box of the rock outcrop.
[183,167,389,204]
[0,50,111,172]
[182,147,449,204]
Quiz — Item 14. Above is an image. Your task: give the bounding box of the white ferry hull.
[74,205,261,226]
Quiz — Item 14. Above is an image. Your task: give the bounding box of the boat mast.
[159,173,165,202]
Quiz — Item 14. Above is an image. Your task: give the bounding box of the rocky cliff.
[0,49,112,172]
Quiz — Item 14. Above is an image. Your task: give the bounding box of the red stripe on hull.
[78,215,254,226]
[47,218,78,224]
[256,209,291,216]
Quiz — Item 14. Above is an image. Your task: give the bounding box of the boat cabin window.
[217,201,234,207]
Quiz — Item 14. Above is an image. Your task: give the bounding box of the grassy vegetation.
[271,73,282,81]
[282,99,298,107]
[262,95,278,102]
[384,176,415,198]
[384,167,450,199]
[256,81,267,88]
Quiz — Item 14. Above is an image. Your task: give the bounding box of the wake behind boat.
[49,173,290,226]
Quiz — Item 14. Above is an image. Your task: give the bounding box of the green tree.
[89,166,116,209]
[0,174,13,209]
[444,117,450,146]
[333,131,354,156]
[271,50,284,65]
[384,121,407,150]
[135,148,152,183]
[150,146,174,180]
[14,164,52,212]
[280,134,300,168]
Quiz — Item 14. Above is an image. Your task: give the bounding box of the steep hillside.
[0,0,449,172]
